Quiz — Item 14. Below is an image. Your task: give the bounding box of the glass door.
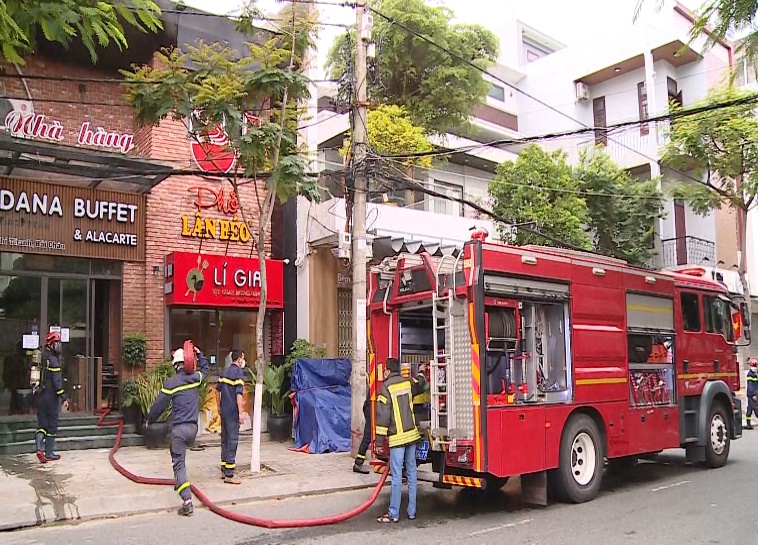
[0,274,42,416]
[47,278,90,412]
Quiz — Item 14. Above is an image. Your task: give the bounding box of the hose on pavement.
[95,409,389,528]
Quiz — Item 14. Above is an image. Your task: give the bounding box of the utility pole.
[350,0,369,457]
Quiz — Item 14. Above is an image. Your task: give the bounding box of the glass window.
[0,253,89,274]
[431,181,463,217]
[704,295,734,341]
[680,292,700,332]
[487,84,505,102]
[218,310,257,369]
[169,309,218,369]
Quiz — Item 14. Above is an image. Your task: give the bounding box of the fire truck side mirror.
[741,302,751,327]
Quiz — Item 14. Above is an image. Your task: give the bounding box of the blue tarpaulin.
[291,358,352,454]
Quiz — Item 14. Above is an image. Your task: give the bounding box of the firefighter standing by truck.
[746,358,758,429]
[35,331,68,464]
[217,349,246,485]
[146,343,209,516]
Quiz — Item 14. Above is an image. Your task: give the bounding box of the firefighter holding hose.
[746,358,758,430]
[146,342,209,516]
[34,331,68,463]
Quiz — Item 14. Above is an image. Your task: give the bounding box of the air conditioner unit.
[575,82,590,102]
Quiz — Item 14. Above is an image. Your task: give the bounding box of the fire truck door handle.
[683,360,689,372]
[713,360,719,372]
[519,413,525,421]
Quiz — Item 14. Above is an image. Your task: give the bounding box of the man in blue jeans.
[374,357,423,523]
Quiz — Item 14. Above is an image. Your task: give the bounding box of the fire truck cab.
[367,238,747,505]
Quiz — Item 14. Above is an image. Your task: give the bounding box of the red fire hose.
[94,409,389,528]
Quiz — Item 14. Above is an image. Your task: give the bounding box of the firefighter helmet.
[46,331,61,345]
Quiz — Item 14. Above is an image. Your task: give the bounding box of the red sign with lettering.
[164,252,284,309]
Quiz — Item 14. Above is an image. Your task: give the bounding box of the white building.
[509,1,732,269]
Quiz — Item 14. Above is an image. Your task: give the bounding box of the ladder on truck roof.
[430,251,474,452]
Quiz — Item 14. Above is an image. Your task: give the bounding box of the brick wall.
[2,53,278,369]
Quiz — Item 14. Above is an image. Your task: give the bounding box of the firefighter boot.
[178,501,194,517]
[353,460,370,474]
[45,437,61,461]
[35,432,48,464]
[747,418,753,430]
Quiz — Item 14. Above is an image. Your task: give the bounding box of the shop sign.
[180,186,252,243]
[164,251,284,309]
[188,110,262,175]
[0,178,145,261]
[4,112,134,154]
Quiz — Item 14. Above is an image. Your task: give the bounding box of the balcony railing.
[660,236,716,268]
[577,121,670,167]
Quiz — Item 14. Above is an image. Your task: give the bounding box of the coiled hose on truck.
[94,409,389,528]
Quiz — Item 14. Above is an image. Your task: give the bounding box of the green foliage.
[284,338,325,370]
[0,0,162,64]
[341,105,433,168]
[136,367,172,422]
[246,363,290,416]
[123,332,147,369]
[122,379,139,408]
[325,0,499,135]
[662,85,758,215]
[489,145,592,249]
[575,151,665,266]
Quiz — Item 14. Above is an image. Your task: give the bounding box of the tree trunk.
[738,205,752,372]
[250,191,276,474]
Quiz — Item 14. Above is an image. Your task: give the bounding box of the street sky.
[178,0,706,76]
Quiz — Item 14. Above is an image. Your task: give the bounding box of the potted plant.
[137,364,174,449]
[123,332,147,371]
[122,379,143,433]
[262,363,291,442]
[196,375,211,439]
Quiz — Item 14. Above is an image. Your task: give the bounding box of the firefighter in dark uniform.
[746,358,758,429]
[217,348,246,484]
[353,385,373,474]
[35,331,68,464]
[147,344,209,516]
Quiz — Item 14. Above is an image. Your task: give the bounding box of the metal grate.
[450,298,474,438]
[660,236,716,268]
[337,288,353,359]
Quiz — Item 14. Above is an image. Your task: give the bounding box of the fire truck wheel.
[484,476,509,493]
[704,402,730,468]
[551,414,604,503]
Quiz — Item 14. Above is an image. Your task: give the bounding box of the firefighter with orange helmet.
[35,331,68,463]
[746,358,758,430]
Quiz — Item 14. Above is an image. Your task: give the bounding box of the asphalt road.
[5,431,758,545]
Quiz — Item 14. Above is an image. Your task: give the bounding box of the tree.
[325,0,499,135]
[121,0,320,473]
[662,85,758,305]
[1,0,162,64]
[488,145,592,249]
[575,151,665,266]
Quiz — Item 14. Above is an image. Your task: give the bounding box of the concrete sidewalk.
[0,432,379,531]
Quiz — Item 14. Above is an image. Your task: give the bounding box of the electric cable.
[94,409,389,528]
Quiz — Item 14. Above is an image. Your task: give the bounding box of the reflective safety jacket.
[216,363,245,420]
[411,373,430,405]
[748,369,758,397]
[148,352,210,427]
[376,372,422,448]
[41,349,67,402]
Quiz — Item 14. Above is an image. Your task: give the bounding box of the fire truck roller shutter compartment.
[483,275,570,301]
[626,293,675,364]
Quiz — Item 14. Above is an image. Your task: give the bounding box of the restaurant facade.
[0,12,295,418]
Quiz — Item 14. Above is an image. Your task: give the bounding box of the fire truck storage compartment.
[398,305,435,425]
[625,293,676,409]
[483,274,572,405]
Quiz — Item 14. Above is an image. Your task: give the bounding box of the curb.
[0,480,380,533]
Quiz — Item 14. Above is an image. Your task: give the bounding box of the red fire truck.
[367,237,749,505]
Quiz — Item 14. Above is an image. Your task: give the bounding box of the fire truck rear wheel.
[551,414,604,504]
[704,402,730,468]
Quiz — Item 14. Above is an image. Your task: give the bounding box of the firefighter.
[146,344,210,516]
[217,349,246,484]
[746,358,758,430]
[35,331,68,463]
[411,363,430,424]
[352,385,373,474]
[375,357,421,523]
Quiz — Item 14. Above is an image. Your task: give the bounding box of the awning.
[371,236,461,262]
[0,133,173,194]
